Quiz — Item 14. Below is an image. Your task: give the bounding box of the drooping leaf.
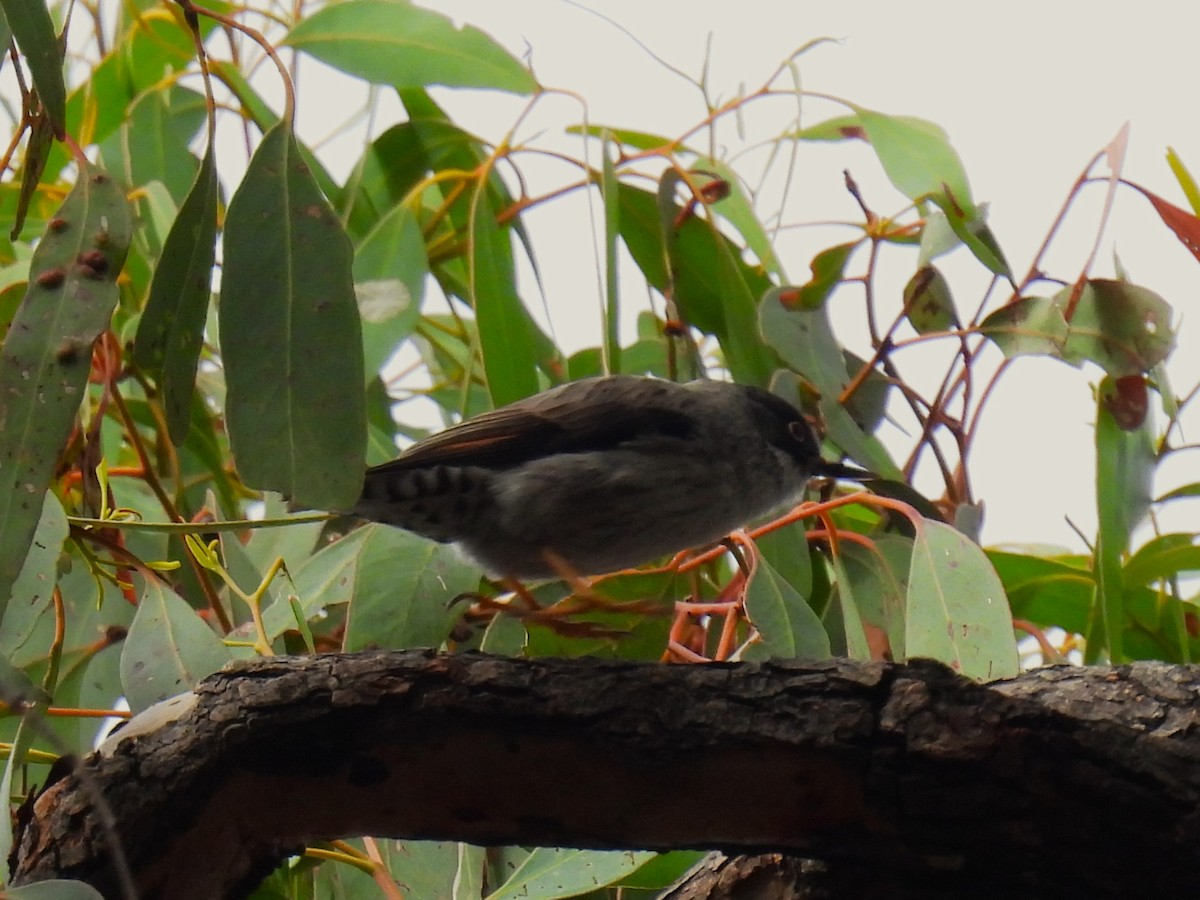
[220,122,367,510]
[119,578,232,714]
[134,142,219,445]
[905,520,1019,681]
[600,133,622,374]
[617,182,777,385]
[0,164,132,625]
[285,0,537,94]
[470,187,540,406]
[703,158,788,280]
[1088,373,1157,663]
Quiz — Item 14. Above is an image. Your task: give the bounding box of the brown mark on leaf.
[699,178,730,204]
[56,339,85,365]
[36,268,66,288]
[1103,374,1149,431]
[78,250,109,275]
[48,217,69,233]
[839,125,866,140]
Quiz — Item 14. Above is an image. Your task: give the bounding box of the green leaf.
[485,848,657,900]
[119,578,232,714]
[470,187,540,406]
[905,520,1019,681]
[981,281,1174,378]
[285,0,537,94]
[261,526,370,638]
[1166,146,1200,215]
[567,123,679,152]
[703,159,788,281]
[1061,280,1176,376]
[1087,374,1157,663]
[1,492,66,649]
[135,142,219,445]
[829,555,871,660]
[600,133,621,374]
[366,841,486,900]
[903,265,958,333]
[1124,533,1200,587]
[342,526,480,651]
[220,122,367,510]
[852,108,973,211]
[0,0,66,138]
[852,107,1010,277]
[792,242,859,310]
[0,164,132,625]
[791,114,865,142]
[354,202,428,379]
[617,182,777,385]
[743,556,830,660]
[840,535,911,662]
[759,291,901,478]
[989,550,1093,635]
[979,296,1069,359]
[98,86,206,204]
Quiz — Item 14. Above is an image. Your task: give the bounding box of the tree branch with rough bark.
[11,651,1200,899]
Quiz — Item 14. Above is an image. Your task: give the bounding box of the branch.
[12,652,1200,898]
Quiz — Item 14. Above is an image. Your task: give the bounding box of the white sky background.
[334,0,1198,552]
[81,0,1200,550]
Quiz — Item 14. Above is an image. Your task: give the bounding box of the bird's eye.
[788,421,813,446]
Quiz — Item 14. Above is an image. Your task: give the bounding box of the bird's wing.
[368,377,695,473]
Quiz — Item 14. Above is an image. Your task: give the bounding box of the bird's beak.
[814,460,876,481]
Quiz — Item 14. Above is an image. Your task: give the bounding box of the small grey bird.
[352,375,864,579]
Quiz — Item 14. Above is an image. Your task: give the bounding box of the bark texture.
[11,651,1200,899]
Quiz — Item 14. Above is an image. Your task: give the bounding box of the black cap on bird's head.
[738,385,874,483]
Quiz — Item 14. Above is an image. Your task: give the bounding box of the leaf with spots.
[905,520,1019,681]
[0,163,132,626]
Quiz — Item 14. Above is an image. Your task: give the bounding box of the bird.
[351,375,867,580]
